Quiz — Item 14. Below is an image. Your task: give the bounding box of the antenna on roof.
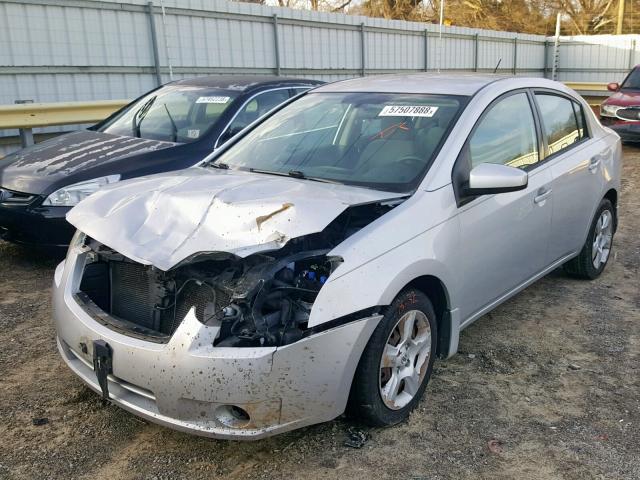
[493,58,502,74]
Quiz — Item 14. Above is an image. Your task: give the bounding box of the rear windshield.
[621,68,640,90]
[97,85,239,143]
[213,92,466,193]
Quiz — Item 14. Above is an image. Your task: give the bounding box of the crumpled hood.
[0,130,174,193]
[67,168,399,271]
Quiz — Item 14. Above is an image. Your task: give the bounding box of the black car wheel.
[348,289,438,426]
[564,198,615,279]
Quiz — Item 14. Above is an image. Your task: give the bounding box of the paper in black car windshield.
[195,96,231,104]
[378,105,439,117]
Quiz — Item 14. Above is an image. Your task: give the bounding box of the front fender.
[308,211,461,328]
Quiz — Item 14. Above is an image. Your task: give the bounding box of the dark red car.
[600,65,640,142]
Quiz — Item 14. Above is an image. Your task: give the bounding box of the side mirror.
[464,163,528,196]
[607,82,620,92]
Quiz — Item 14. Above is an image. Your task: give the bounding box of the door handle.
[534,188,552,205]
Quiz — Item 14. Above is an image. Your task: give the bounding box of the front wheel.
[348,289,438,427]
[564,198,615,279]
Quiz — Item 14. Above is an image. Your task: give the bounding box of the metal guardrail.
[0,99,127,149]
[0,83,609,149]
[0,99,128,129]
[564,82,610,92]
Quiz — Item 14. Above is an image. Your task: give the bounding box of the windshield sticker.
[187,129,200,139]
[196,96,231,104]
[379,105,439,117]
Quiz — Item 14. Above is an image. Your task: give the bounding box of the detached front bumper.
[53,250,381,440]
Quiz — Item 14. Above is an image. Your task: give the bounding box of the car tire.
[564,198,615,280]
[348,289,438,427]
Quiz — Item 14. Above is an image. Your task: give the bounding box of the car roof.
[314,73,510,96]
[170,75,323,92]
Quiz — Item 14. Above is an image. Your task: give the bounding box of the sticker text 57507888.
[379,105,439,117]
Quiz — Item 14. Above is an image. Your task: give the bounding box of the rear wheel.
[348,289,437,426]
[564,198,615,279]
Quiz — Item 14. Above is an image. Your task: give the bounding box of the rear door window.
[218,90,291,145]
[534,94,582,156]
[291,87,311,96]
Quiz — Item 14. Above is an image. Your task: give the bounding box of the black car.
[0,76,322,247]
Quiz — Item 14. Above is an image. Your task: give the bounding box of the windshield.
[213,92,465,192]
[98,85,239,143]
[621,68,640,90]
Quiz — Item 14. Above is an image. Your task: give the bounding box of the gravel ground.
[0,147,638,480]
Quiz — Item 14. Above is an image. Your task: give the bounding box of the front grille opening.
[616,107,640,121]
[79,256,230,340]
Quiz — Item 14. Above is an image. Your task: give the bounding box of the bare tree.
[232,0,639,34]
[555,0,616,33]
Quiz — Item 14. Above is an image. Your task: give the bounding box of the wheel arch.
[399,275,455,359]
[604,188,618,231]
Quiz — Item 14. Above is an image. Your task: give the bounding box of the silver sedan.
[53,74,621,439]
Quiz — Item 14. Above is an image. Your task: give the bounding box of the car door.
[532,91,606,262]
[454,91,554,322]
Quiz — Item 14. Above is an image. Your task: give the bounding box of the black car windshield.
[621,68,640,90]
[97,85,239,143]
[212,92,465,192]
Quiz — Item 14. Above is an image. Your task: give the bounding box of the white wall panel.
[1,0,637,155]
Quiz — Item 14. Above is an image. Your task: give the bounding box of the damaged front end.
[75,200,400,347]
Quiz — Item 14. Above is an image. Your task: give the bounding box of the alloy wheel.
[379,310,432,410]
[592,209,613,269]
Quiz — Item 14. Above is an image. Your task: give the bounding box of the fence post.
[424,29,429,72]
[273,14,281,76]
[15,100,34,148]
[512,36,518,75]
[551,13,561,81]
[543,41,549,78]
[474,33,479,72]
[629,39,637,70]
[146,1,162,87]
[360,23,366,77]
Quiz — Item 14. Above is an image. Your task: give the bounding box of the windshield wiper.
[163,104,178,142]
[248,168,341,184]
[208,162,230,170]
[287,170,306,179]
[287,170,342,184]
[132,95,157,138]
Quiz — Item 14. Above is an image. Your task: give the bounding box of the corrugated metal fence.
[0,0,638,155]
[0,0,547,104]
[555,34,639,83]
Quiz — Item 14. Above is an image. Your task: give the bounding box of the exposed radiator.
[80,259,231,337]
[110,261,165,331]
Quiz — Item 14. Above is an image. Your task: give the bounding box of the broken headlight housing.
[43,175,120,207]
[600,104,622,118]
[191,250,338,347]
